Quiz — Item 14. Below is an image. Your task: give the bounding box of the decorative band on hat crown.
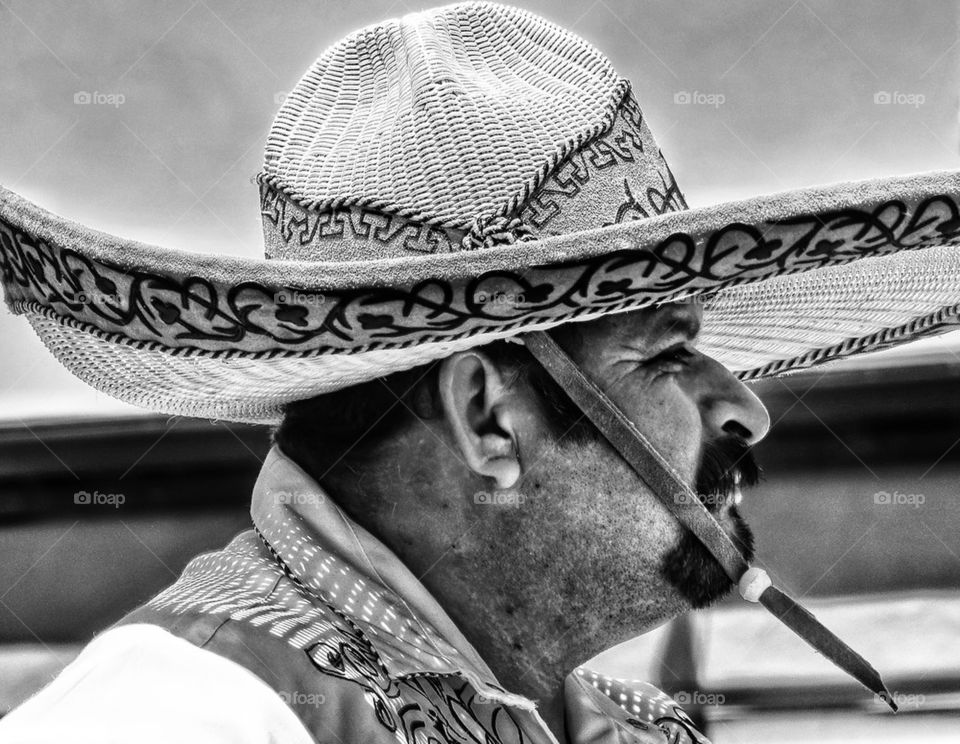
[260,90,689,262]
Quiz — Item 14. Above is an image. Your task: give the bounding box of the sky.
[1,0,959,418]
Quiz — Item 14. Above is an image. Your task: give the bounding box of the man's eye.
[651,345,695,368]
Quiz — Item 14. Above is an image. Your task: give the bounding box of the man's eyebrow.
[651,308,701,342]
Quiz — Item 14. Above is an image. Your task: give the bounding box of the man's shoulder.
[116,529,278,628]
[0,624,313,743]
[106,530,421,744]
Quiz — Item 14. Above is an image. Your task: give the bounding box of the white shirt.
[0,623,313,743]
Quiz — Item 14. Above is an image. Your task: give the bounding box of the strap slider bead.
[738,567,771,603]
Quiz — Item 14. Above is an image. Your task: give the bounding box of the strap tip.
[876,689,899,713]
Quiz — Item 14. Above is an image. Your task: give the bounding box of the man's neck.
[315,453,679,744]
[318,468,578,740]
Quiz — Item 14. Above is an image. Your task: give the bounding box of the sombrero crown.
[258,2,685,260]
[1,1,959,423]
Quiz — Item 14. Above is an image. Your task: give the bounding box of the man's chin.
[660,505,755,610]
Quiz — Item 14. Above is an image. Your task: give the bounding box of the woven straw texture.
[263,2,623,228]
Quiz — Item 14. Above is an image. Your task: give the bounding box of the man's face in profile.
[557,300,767,609]
[412,300,772,650]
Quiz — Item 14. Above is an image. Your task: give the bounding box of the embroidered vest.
[113,530,562,744]
[112,530,702,744]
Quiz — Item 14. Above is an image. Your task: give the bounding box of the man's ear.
[437,351,521,489]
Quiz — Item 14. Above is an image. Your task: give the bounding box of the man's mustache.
[695,436,761,510]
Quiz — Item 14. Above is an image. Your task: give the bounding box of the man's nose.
[695,355,771,446]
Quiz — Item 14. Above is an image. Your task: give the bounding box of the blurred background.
[1,1,960,741]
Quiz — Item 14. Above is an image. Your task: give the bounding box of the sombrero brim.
[2,170,959,424]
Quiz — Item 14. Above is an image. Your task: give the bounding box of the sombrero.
[1,1,959,425]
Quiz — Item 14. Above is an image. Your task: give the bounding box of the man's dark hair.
[273,336,596,483]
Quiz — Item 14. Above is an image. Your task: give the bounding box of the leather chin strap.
[522,330,897,712]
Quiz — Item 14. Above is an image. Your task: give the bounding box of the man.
[0,2,957,742]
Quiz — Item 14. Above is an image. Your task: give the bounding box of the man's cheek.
[579,449,686,547]
[632,393,702,485]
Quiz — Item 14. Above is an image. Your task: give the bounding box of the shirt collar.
[250,445,538,711]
